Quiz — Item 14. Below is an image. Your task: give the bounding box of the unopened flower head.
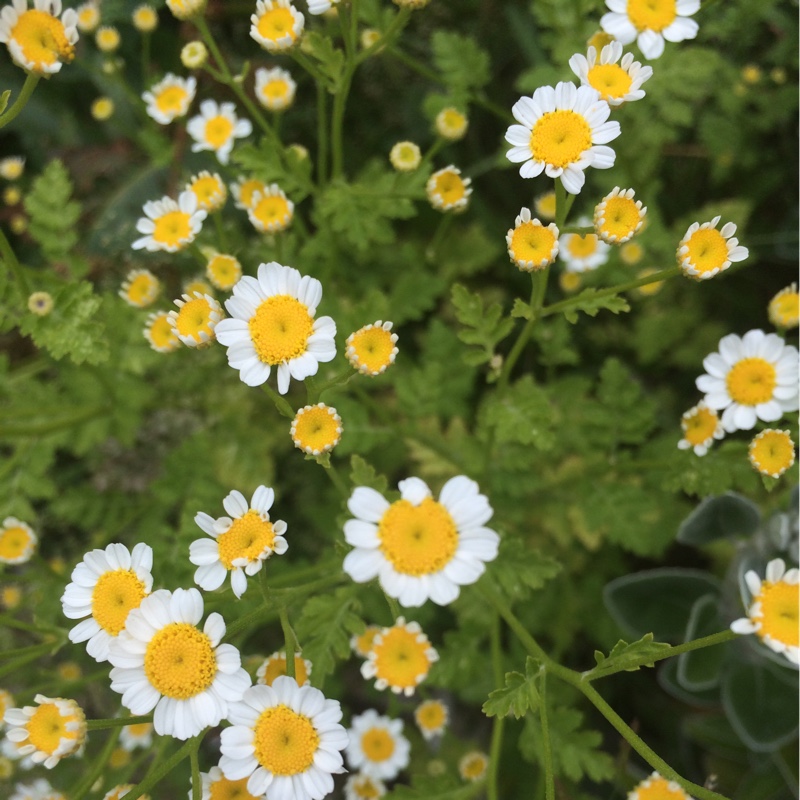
[459,751,488,782]
[748,429,796,478]
[256,651,311,686]
[254,66,296,111]
[247,184,294,233]
[181,40,207,69]
[361,618,438,695]
[291,403,343,456]
[167,292,223,348]
[186,170,227,213]
[166,0,206,20]
[345,773,387,800]
[219,676,348,799]
[534,190,556,220]
[346,320,398,376]
[119,269,160,308]
[695,329,799,433]
[0,156,24,180]
[0,517,36,564]
[194,767,261,800]
[90,96,114,120]
[559,218,611,273]
[119,721,153,751]
[95,24,119,51]
[594,187,646,244]
[190,485,288,598]
[231,176,268,210]
[569,41,653,106]
[360,28,381,50]
[27,291,53,316]
[109,588,250,739]
[677,216,748,280]
[206,253,242,291]
[389,141,421,172]
[132,191,206,252]
[346,710,410,781]
[0,0,79,74]
[601,0,699,60]
[75,0,99,32]
[677,402,724,457]
[143,74,196,124]
[250,0,304,53]
[4,695,86,769]
[351,624,381,658]
[215,262,337,393]
[507,207,559,272]
[143,310,180,353]
[435,107,468,140]
[731,558,799,664]
[187,100,252,166]
[768,284,799,330]
[414,699,448,740]
[426,165,471,212]
[132,4,158,32]
[506,82,620,194]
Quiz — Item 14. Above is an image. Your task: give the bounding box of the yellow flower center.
[684,228,729,273]
[252,194,292,230]
[237,179,267,208]
[378,497,458,576]
[125,273,159,305]
[91,569,147,635]
[682,407,719,446]
[754,579,799,648]
[749,430,795,477]
[531,110,592,168]
[78,8,99,28]
[510,221,556,265]
[725,357,776,406]
[292,405,341,453]
[348,327,396,374]
[432,171,467,206]
[634,776,692,800]
[259,654,309,686]
[175,296,217,341]
[534,192,557,219]
[354,626,379,656]
[620,241,644,265]
[461,753,488,780]
[191,175,224,208]
[361,727,395,762]
[597,196,641,240]
[148,313,178,349]
[417,700,446,730]
[559,271,582,293]
[155,85,189,114]
[125,722,153,737]
[263,79,290,102]
[567,233,600,258]
[27,702,80,756]
[144,622,217,699]
[2,585,22,607]
[439,108,467,136]
[626,0,677,32]
[587,64,633,100]
[372,626,434,690]
[153,210,192,247]
[204,115,235,149]
[249,294,313,366]
[395,144,418,166]
[207,255,241,289]
[216,509,276,569]
[257,8,297,42]
[351,776,383,799]
[185,279,214,297]
[0,526,33,560]
[12,10,74,70]
[210,775,256,800]
[253,705,319,776]
[770,292,799,328]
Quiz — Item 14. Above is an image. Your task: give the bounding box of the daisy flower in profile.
[0,517,36,564]
[250,0,304,53]
[4,695,86,769]
[594,187,646,244]
[190,486,288,599]
[677,402,724,457]
[10,779,65,800]
[119,269,160,308]
[534,190,556,221]
[142,74,196,124]
[119,721,153,751]
[426,166,472,212]
[351,625,380,658]
[601,0,699,61]
[345,774,387,800]
[768,284,799,330]
[361,618,438,696]
[435,107,468,141]
[731,558,799,664]
[75,1,99,32]
[206,253,242,291]
[94,24,119,52]
[186,171,227,213]
[219,675,348,799]
[677,216,748,280]
[559,219,611,273]
[291,403,343,456]
[187,100,252,166]
[214,262,337,393]
[748,429,796,478]
[255,66,296,111]
[344,476,499,607]
[166,0,206,20]
[167,292,224,348]
[346,710,410,781]
[247,185,294,233]
[143,310,180,353]
[389,141,421,172]
[132,4,158,32]
[193,766,261,800]
[506,207,559,272]
[256,651,311,686]
[60,542,154,663]
[346,321,398,376]
[0,155,24,180]
[0,0,78,75]
[458,751,488,782]
[696,330,799,433]
[569,41,653,106]
[231,176,267,210]
[628,772,694,799]
[415,699,448,741]
[505,82,619,194]
[108,587,251,739]
[132,191,206,253]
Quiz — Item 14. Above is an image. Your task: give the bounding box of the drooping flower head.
[132,191,206,252]
[458,751,489,782]
[60,542,154,663]
[696,329,799,433]
[255,66,297,111]
[593,187,646,244]
[505,82,620,195]
[250,0,304,53]
[677,216,748,280]
[206,253,242,291]
[559,219,611,273]
[142,74,196,125]
[186,171,227,213]
[0,517,36,564]
[256,651,311,686]
[247,185,294,233]
[187,100,252,166]
[291,403,343,456]
[569,41,653,106]
[190,486,288,599]
[748,429,796,478]
[143,310,180,353]
[601,0,699,60]
[346,321,398,376]
[214,262,337,393]
[119,269,160,308]
[677,402,724,457]
[167,292,224,348]
[414,699,448,741]
[426,165,471,212]
[768,284,799,330]
[345,710,410,781]
[506,207,559,272]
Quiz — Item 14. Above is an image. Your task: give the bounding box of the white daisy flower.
[414,699,448,741]
[593,187,646,244]
[214,262,337,393]
[10,778,65,800]
[142,73,196,125]
[256,651,311,686]
[505,81,620,195]
[247,185,294,233]
[731,559,799,665]
[0,0,78,75]
[677,402,724,457]
[60,543,153,663]
[426,165,471,212]
[254,66,297,111]
[167,292,224,348]
[132,191,206,253]
[190,486,288,599]
[75,1,99,32]
[345,321,398,376]
[250,0,304,52]
[344,773,387,800]
[231,176,267,210]
[0,517,37,564]
[601,0,700,61]
[748,429,796,478]
[569,41,653,106]
[343,475,499,607]
[559,217,611,273]
[695,329,799,433]
[108,588,251,740]
[191,765,262,800]
[308,0,342,14]
[219,675,348,800]
[0,155,25,180]
[677,216,749,280]
[119,721,153,751]
[506,207,559,272]
[346,710,410,781]
[187,100,252,166]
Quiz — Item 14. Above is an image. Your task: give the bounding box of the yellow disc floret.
[253,705,319,775]
[768,284,799,329]
[291,404,343,455]
[346,322,398,375]
[173,295,219,344]
[91,569,147,635]
[753,578,799,648]
[0,523,35,562]
[204,115,235,149]
[531,110,592,168]
[144,311,180,352]
[626,0,677,32]
[748,429,795,478]
[682,228,728,275]
[26,699,85,757]
[155,85,190,115]
[249,295,313,365]
[258,8,297,42]
[371,625,435,692]
[206,254,242,290]
[567,233,600,258]
[208,776,255,800]
[509,221,558,270]
[361,727,395,762]
[217,510,276,569]
[725,358,776,406]
[681,405,719,448]
[587,64,633,100]
[144,623,217,699]
[153,210,192,247]
[595,195,643,243]
[257,653,310,686]
[631,773,693,800]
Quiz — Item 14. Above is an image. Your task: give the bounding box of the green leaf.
[232,140,314,202]
[303,31,345,89]
[480,376,555,451]
[24,159,81,262]
[677,492,761,545]
[562,289,630,324]
[483,656,541,719]
[676,594,724,692]
[511,298,532,319]
[588,633,672,677]
[431,31,490,90]
[349,454,388,493]
[451,284,515,365]
[488,536,561,602]
[0,89,10,116]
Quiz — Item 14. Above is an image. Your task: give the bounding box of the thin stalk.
[486,613,505,800]
[316,81,329,185]
[191,738,202,800]
[321,460,349,497]
[279,607,298,677]
[86,715,153,731]
[260,382,296,419]
[540,669,555,800]
[124,733,204,800]
[0,224,30,295]
[68,724,121,799]
[213,213,229,251]
[292,49,329,85]
[330,67,355,178]
[426,213,454,264]
[141,32,151,85]
[0,642,63,679]
[0,71,40,130]
[224,601,275,640]
[355,8,411,66]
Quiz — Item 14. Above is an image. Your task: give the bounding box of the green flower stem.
[420,137,446,168]
[426,213,454,264]
[554,179,574,231]
[330,67,355,178]
[213,212,229,251]
[316,81,329,185]
[260,382,296,419]
[279,607,299,677]
[0,613,54,634]
[320,459,349,497]
[384,44,439,83]
[539,266,682,320]
[224,600,278,640]
[486,613,505,800]
[268,557,342,589]
[539,669,555,800]
[0,224,30,296]
[384,591,401,622]
[141,32,151,86]
[309,367,356,402]
[0,71,40,131]
[0,639,60,660]
[291,49,329,86]
[276,573,347,604]
[125,733,204,800]
[86,715,153,731]
[191,735,202,800]
[68,723,121,799]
